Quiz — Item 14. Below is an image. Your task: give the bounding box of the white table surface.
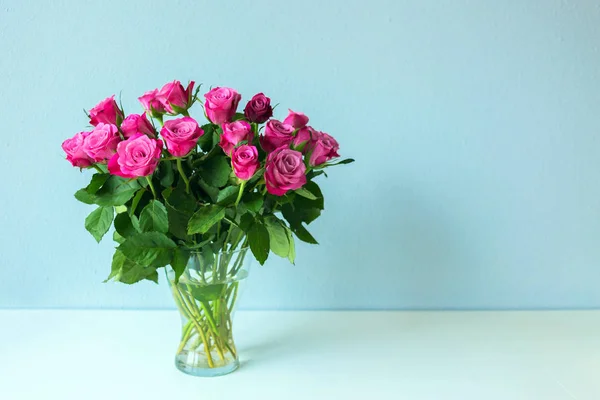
[0,310,599,399]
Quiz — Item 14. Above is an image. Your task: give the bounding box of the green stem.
[176,158,190,194]
[146,177,157,199]
[177,320,194,353]
[200,301,219,337]
[178,290,217,367]
[172,286,215,368]
[234,180,246,207]
[182,291,225,362]
[91,164,103,173]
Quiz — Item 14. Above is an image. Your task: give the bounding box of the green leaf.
[74,189,95,204]
[264,216,290,259]
[239,213,255,232]
[187,205,226,235]
[242,192,264,213]
[198,124,216,152]
[95,176,144,206]
[114,205,127,214]
[198,179,219,203]
[105,250,159,284]
[232,112,246,121]
[295,187,317,200]
[292,223,319,244]
[105,250,126,282]
[139,200,168,233]
[189,283,226,302]
[248,220,270,265]
[113,230,126,244]
[166,182,197,214]
[84,206,114,243]
[307,170,326,180]
[171,248,190,283]
[199,155,232,188]
[158,162,175,187]
[129,189,146,216]
[118,232,177,267]
[298,181,324,210]
[114,212,139,238]
[216,186,240,205]
[199,245,215,270]
[286,226,296,263]
[282,203,321,226]
[87,173,110,194]
[166,203,192,241]
[325,158,355,167]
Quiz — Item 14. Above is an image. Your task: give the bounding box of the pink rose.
[219,120,253,155]
[89,95,123,126]
[283,109,309,129]
[108,134,162,178]
[82,123,120,163]
[138,89,166,115]
[264,148,307,196]
[121,113,155,138]
[231,145,259,181]
[160,117,204,157]
[62,132,93,168]
[243,93,273,123]
[259,119,295,152]
[157,80,195,114]
[309,131,340,166]
[292,126,318,153]
[204,87,241,124]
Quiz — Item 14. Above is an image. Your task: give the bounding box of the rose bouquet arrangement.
[61,80,352,376]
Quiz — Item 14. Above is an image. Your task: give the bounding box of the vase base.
[175,357,240,377]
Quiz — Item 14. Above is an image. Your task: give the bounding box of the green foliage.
[129,189,146,215]
[241,191,264,213]
[165,203,192,241]
[84,206,114,243]
[163,185,195,241]
[158,161,175,187]
[216,185,240,205]
[118,232,177,267]
[264,216,295,263]
[198,155,232,187]
[87,173,110,194]
[198,124,217,152]
[295,187,317,200]
[248,219,270,265]
[139,200,169,233]
[171,248,190,283]
[95,176,145,206]
[114,212,139,238]
[106,250,158,284]
[322,158,355,167]
[293,224,318,244]
[74,189,95,204]
[232,112,246,121]
[166,183,197,214]
[188,205,226,235]
[113,230,126,244]
[189,283,226,302]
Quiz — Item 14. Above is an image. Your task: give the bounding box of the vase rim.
[185,246,250,256]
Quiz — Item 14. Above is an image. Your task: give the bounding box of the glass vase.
[166,247,251,377]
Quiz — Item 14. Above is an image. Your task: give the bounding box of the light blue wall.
[1,0,600,310]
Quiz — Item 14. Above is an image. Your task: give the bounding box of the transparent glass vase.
[166,247,251,377]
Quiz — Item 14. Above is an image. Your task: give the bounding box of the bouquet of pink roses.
[62,80,352,376]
